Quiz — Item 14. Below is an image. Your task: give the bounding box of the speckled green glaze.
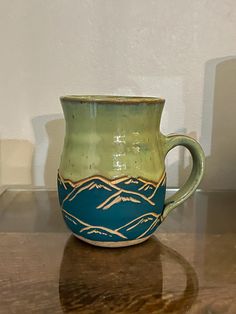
[60,96,165,181]
[58,96,205,247]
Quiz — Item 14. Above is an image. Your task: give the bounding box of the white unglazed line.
[62,208,127,239]
[137,217,160,239]
[116,212,160,231]
[73,233,150,248]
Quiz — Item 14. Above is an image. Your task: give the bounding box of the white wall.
[0,0,236,189]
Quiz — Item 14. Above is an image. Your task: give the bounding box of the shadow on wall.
[201,56,236,190]
[165,56,236,191]
[31,115,64,188]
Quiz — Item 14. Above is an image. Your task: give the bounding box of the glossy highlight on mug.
[58,172,166,246]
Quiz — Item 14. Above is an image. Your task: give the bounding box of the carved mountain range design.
[62,209,162,241]
[58,172,166,242]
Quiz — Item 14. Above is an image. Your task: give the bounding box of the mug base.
[72,233,150,248]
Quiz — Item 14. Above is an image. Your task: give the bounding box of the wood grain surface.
[0,232,235,313]
[0,190,235,313]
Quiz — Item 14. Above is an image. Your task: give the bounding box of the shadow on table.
[59,236,198,313]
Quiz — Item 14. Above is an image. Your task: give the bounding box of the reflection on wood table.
[0,189,235,313]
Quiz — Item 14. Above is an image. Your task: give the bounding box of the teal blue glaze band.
[58,172,166,243]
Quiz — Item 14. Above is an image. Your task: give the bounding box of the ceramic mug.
[57,96,205,247]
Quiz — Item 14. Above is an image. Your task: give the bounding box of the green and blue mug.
[57,96,205,247]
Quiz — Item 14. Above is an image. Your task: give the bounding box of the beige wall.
[0,1,236,189]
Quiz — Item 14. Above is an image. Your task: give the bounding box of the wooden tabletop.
[0,189,235,313]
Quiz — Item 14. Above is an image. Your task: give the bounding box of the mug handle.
[161,134,205,219]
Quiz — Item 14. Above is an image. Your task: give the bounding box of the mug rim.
[60,95,165,104]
